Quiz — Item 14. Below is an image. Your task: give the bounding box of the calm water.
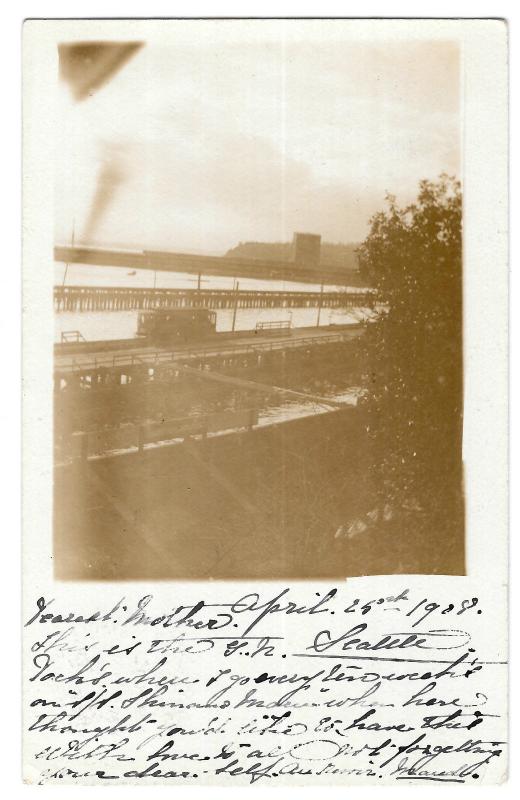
[55,262,373,342]
[55,261,365,293]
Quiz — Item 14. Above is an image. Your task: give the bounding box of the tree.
[355,175,464,571]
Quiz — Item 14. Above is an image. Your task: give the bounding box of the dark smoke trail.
[82,145,128,243]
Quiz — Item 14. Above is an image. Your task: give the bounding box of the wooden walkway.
[54,325,364,378]
[54,326,364,392]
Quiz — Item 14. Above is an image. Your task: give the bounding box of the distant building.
[292,232,322,268]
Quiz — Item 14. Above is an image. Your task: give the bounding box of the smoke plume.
[82,144,129,243]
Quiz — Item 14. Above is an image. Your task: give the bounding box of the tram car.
[137,308,217,345]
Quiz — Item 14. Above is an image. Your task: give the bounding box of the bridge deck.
[54,325,364,375]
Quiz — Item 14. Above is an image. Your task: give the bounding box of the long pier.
[54,285,375,313]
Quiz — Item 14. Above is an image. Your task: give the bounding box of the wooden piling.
[54,285,374,314]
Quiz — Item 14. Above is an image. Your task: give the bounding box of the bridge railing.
[60,330,86,343]
[55,330,358,376]
[255,320,292,335]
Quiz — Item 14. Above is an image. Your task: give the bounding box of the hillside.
[225,240,360,270]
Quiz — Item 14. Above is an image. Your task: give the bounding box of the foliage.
[355,175,464,560]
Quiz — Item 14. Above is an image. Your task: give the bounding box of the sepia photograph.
[51,23,464,580]
[19,12,509,789]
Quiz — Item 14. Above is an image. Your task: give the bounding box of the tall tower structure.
[292,232,321,268]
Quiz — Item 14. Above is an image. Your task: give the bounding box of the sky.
[55,28,460,255]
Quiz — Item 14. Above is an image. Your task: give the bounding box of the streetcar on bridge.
[136,308,218,345]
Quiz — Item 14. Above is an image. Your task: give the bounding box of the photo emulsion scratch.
[53,32,463,580]
[23,18,508,787]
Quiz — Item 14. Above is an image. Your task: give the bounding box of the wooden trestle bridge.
[54,285,376,313]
